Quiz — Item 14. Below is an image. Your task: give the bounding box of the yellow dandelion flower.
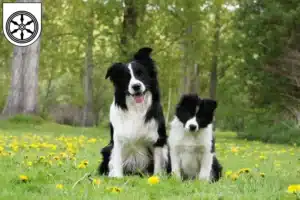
[287,184,300,193]
[238,168,251,175]
[231,147,239,153]
[53,156,60,160]
[93,179,101,185]
[260,173,265,178]
[225,170,233,177]
[0,146,4,152]
[230,173,239,181]
[77,163,86,169]
[19,175,28,182]
[88,138,97,143]
[56,184,64,189]
[148,176,160,185]
[81,160,88,166]
[107,187,122,193]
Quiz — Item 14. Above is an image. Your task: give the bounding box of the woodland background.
[0,0,300,144]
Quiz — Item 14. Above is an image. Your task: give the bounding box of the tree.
[2,0,42,116]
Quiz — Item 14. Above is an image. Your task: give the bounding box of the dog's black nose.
[189,124,197,131]
[132,83,141,91]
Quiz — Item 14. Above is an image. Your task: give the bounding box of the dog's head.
[105,47,157,104]
[175,94,217,132]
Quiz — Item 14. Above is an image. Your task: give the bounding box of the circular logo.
[5,10,39,44]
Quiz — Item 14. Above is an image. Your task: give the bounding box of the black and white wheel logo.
[5,10,39,44]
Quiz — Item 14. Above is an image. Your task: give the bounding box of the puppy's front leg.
[154,147,163,174]
[170,147,181,179]
[108,141,123,178]
[199,149,213,181]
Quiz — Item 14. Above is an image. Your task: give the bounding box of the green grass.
[0,120,299,200]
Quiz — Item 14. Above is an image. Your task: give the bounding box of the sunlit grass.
[0,120,299,200]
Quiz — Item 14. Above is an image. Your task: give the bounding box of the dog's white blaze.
[128,63,146,95]
[169,117,214,180]
[184,116,199,131]
[108,92,168,177]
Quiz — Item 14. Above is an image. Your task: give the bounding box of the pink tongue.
[134,95,144,103]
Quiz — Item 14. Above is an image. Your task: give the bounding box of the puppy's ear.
[178,94,200,106]
[134,47,153,60]
[200,99,217,113]
[105,62,124,80]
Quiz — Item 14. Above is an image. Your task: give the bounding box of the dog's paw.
[108,171,123,178]
[199,171,210,181]
[171,171,182,180]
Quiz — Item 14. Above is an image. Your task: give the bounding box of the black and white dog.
[168,94,222,182]
[98,47,170,178]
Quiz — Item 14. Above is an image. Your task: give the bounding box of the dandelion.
[107,187,122,193]
[287,184,300,193]
[231,147,238,153]
[77,163,86,169]
[81,160,88,166]
[225,170,233,177]
[53,156,60,160]
[88,138,97,143]
[93,179,101,185]
[19,175,28,182]
[148,176,160,185]
[238,168,251,175]
[56,184,64,189]
[230,173,239,181]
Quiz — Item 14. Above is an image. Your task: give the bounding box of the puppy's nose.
[189,124,197,132]
[132,83,141,91]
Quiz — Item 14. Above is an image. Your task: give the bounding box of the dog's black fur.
[98,47,171,176]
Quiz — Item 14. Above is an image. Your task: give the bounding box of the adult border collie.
[98,47,170,177]
[168,94,222,182]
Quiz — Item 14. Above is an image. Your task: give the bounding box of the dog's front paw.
[199,171,210,181]
[108,171,123,178]
[171,171,182,180]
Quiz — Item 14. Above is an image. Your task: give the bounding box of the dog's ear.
[200,99,217,113]
[134,47,153,60]
[105,62,124,80]
[176,94,200,110]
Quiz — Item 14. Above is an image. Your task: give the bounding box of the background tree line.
[0,0,299,144]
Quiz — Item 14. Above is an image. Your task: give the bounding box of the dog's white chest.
[169,118,213,178]
[110,102,159,172]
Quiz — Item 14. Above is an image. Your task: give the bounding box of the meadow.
[0,118,299,200]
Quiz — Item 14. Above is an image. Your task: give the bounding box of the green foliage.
[238,120,300,146]
[7,115,45,125]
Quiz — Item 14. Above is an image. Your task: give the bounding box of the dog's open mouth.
[132,92,145,103]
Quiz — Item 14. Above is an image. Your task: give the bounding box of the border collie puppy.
[98,47,170,178]
[168,94,222,182]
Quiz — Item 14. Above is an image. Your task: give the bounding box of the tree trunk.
[209,7,220,100]
[190,63,200,93]
[82,10,94,127]
[209,3,221,131]
[180,25,193,95]
[2,0,42,116]
[23,39,41,114]
[120,0,138,59]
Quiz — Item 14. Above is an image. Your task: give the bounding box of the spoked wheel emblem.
[5,11,39,44]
